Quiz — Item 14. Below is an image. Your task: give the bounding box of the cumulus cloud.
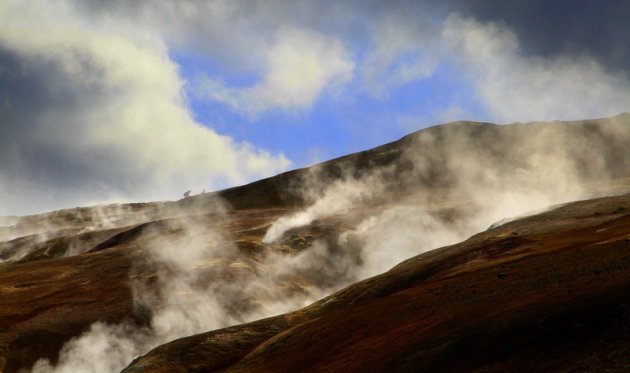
[72,0,346,71]
[370,10,630,127]
[2,0,629,217]
[197,27,354,116]
[361,13,440,98]
[0,0,289,216]
[442,14,630,123]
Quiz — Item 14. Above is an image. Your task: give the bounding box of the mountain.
[1,113,629,372]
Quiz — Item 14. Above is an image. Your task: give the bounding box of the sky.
[1,0,629,216]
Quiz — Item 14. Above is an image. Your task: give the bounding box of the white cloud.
[361,13,440,98]
[443,14,630,123]
[198,27,354,117]
[2,0,629,216]
[0,1,290,215]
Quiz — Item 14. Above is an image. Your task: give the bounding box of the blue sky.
[0,0,629,215]
[175,48,484,167]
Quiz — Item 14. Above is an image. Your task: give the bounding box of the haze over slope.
[0,114,629,372]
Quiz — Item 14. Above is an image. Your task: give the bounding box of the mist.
[0,112,620,372]
[29,198,348,371]
[264,115,630,280]
[2,1,629,371]
[4,114,623,372]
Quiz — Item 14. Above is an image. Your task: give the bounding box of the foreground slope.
[125,193,630,372]
[1,114,630,372]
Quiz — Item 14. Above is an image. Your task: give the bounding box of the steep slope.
[0,113,629,372]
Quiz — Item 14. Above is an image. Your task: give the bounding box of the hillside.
[1,113,629,372]
[125,193,630,372]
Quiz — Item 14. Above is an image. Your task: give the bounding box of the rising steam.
[264,116,630,279]
[23,115,630,373]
